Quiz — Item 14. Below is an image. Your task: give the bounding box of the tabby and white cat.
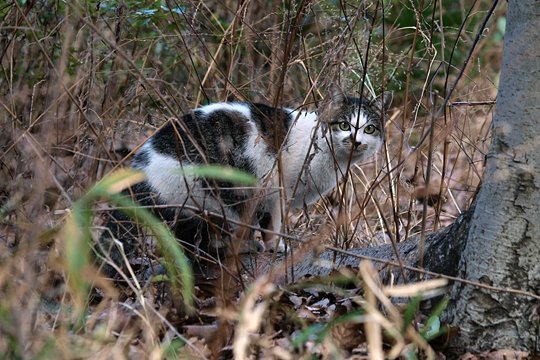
[101,85,391,272]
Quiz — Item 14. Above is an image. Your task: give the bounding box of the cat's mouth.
[355,144,369,152]
[343,143,369,160]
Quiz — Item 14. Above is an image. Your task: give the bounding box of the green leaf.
[292,324,325,349]
[403,347,419,360]
[94,168,146,195]
[62,169,194,328]
[63,197,92,328]
[422,316,441,340]
[164,338,185,359]
[108,193,194,309]
[420,298,449,341]
[182,164,258,185]
[402,295,421,334]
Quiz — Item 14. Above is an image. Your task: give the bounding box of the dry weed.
[0,0,504,358]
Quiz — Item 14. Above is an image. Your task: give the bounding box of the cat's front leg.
[261,201,285,253]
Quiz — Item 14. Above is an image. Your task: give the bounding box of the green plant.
[62,169,192,326]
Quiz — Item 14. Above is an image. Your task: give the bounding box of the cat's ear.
[370,91,393,112]
[328,83,346,106]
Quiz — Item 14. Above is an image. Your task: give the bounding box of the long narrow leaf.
[182,164,257,185]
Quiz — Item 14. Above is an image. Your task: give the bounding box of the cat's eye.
[338,121,351,131]
[364,124,377,134]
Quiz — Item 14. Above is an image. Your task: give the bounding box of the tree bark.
[249,203,474,285]
[444,0,540,353]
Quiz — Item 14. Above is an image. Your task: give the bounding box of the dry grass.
[0,0,505,358]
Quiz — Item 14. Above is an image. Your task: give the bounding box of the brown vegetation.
[0,0,506,358]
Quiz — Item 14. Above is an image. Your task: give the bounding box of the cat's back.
[133,101,295,173]
[193,101,295,149]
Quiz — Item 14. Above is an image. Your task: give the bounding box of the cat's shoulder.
[194,101,292,122]
[193,101,298,134]
[144,100,303,156]
[195,102,252,119]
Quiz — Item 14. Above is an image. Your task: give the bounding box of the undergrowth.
[0,0,505,358]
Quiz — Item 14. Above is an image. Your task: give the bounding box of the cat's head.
[320,84,392,164]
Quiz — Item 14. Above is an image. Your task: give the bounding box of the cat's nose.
[355,142,368,151]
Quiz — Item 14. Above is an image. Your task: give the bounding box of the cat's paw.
[266,238,286,253]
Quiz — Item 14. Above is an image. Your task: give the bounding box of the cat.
[99,85,391,276]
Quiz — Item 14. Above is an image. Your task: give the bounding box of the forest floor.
[0,1,512,358]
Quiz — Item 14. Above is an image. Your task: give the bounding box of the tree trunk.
[444,0,540,353]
